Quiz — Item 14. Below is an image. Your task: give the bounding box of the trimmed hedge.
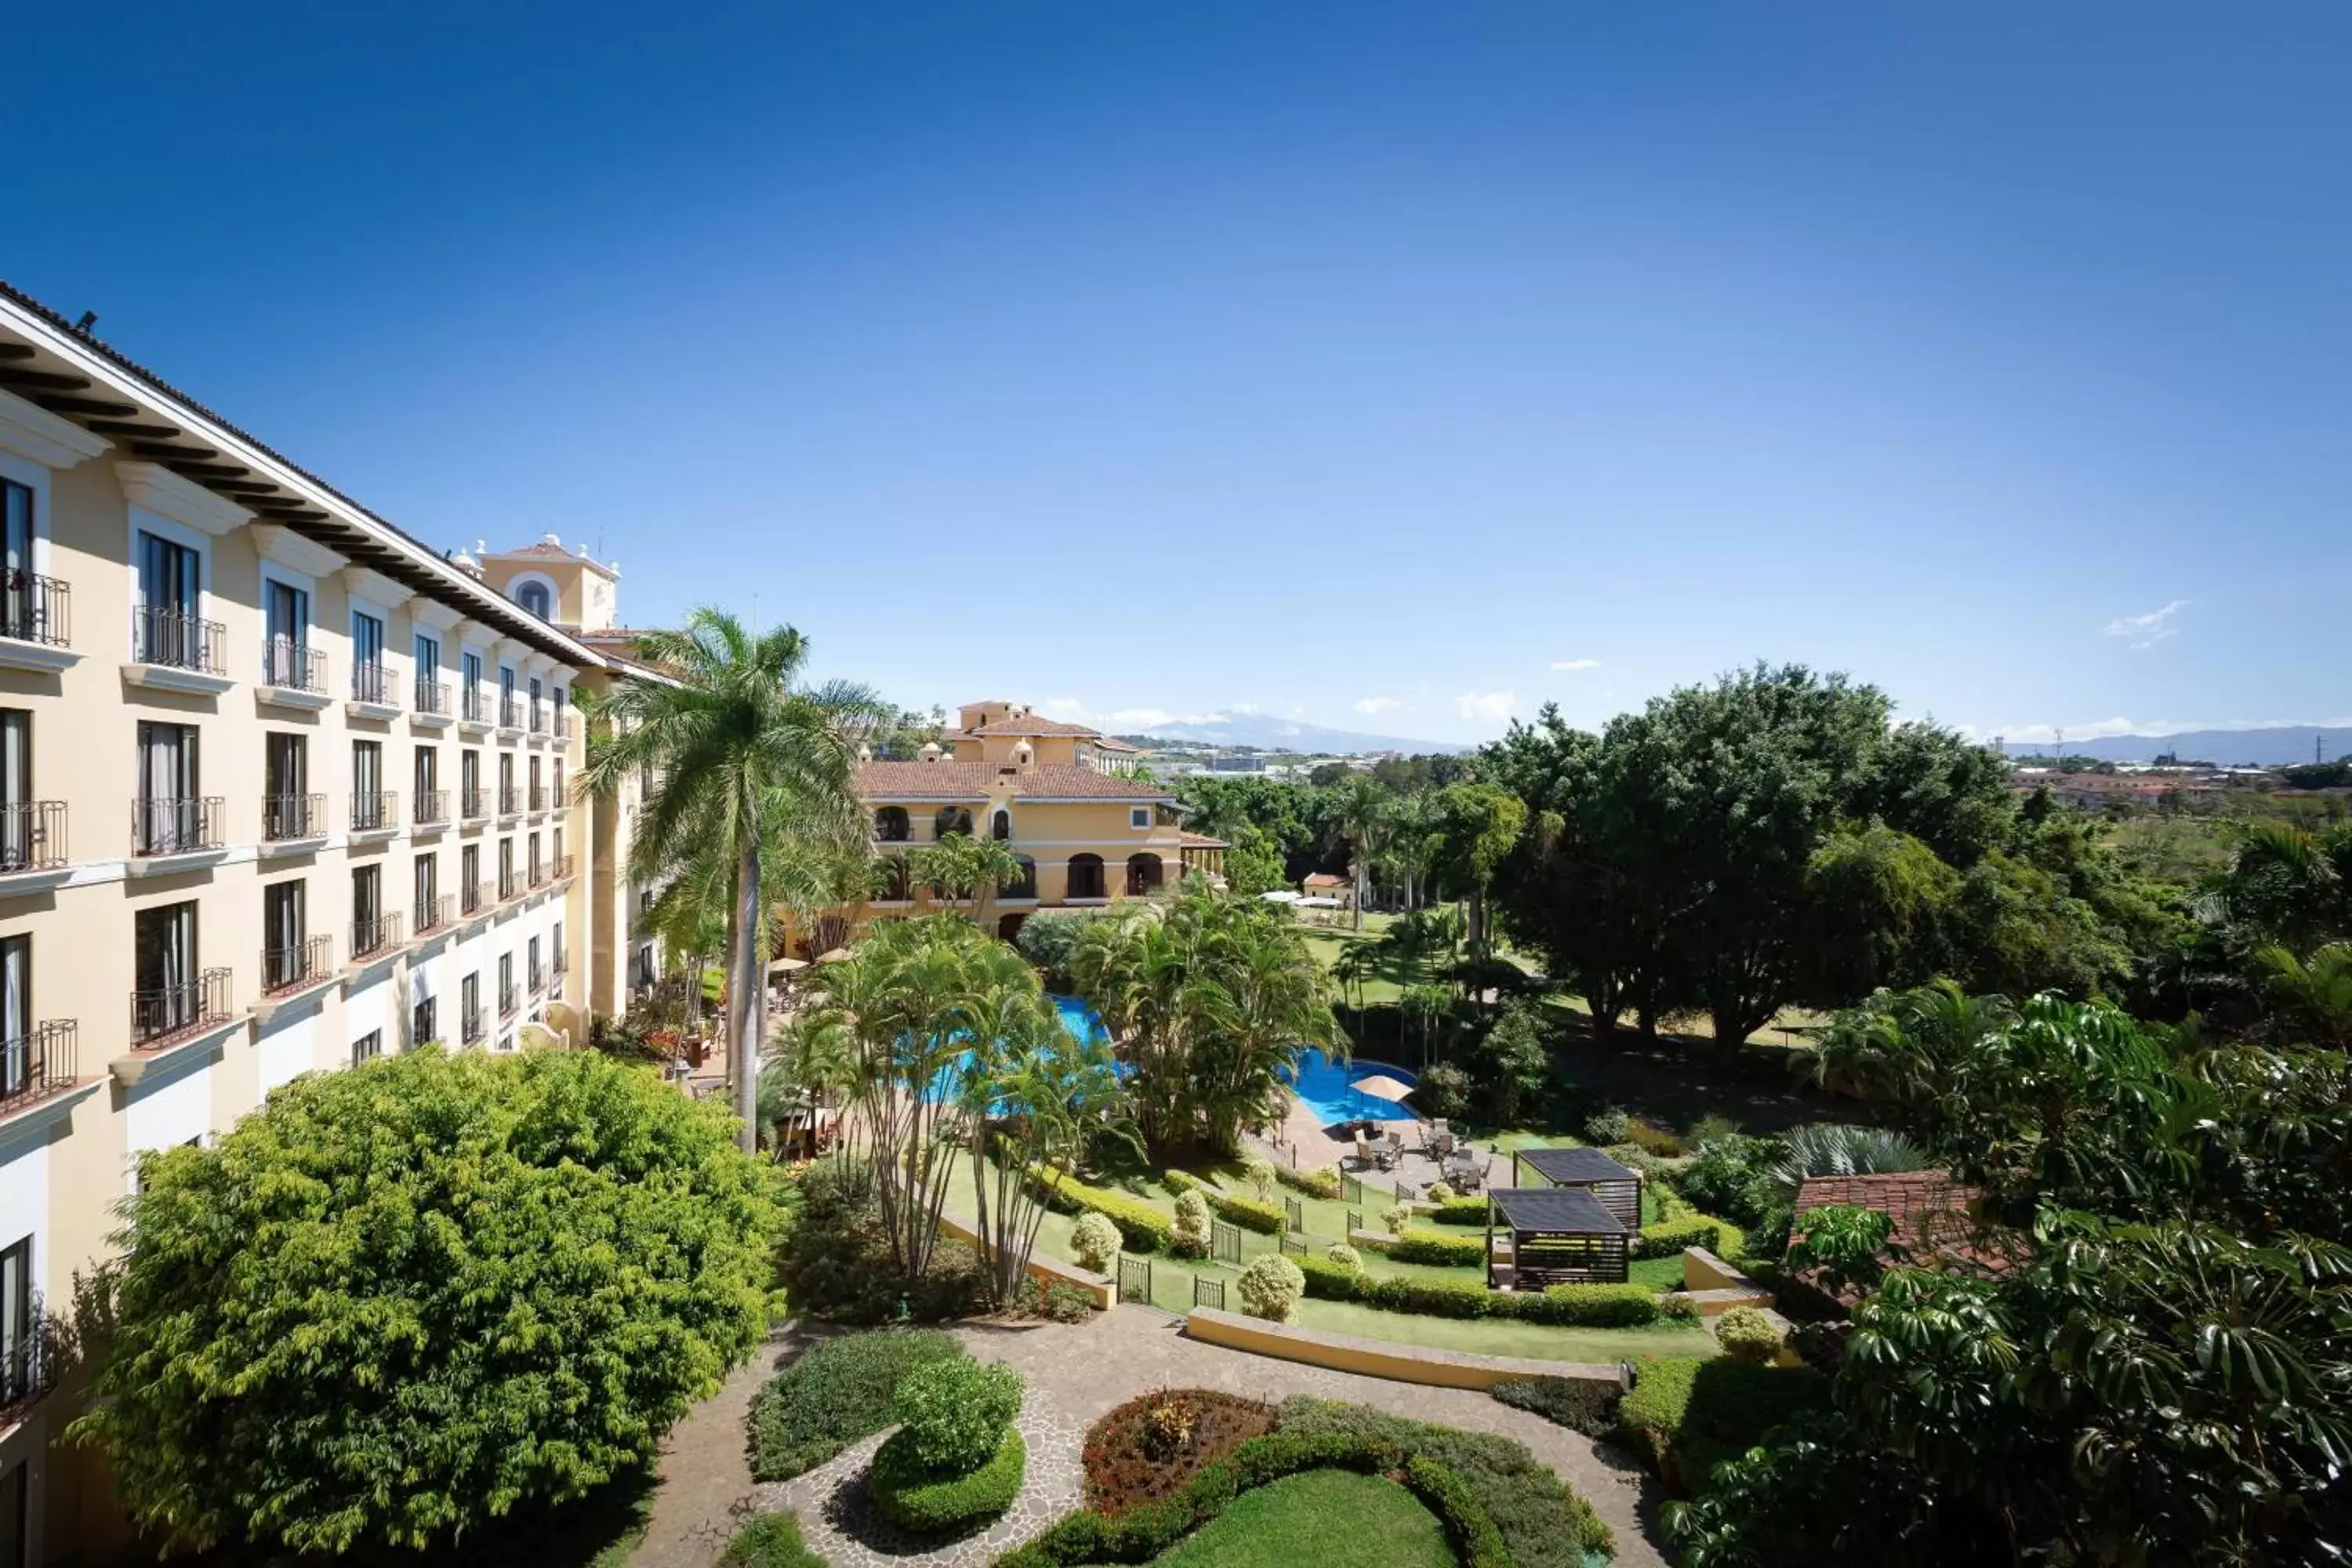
[1426,1197,1493,1226]
[1633,1216,1722,1260]
[1031,1171,1174,1254]
[718,1511,828,1568]
[747,1329,965,1482]
[1160,1169,1207,1196]
[1273,1164,1343,1200]
[1385,1229,1487,1267]
[1208,1192,1286,1235]
[1490,1376,1625,1439]
[995,1429,1512,1567]
[1292,1254,1663,1327]
[872,1424,1027,1534]
[1617,1356,1829,1496]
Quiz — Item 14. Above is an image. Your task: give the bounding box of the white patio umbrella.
[1351,1074,1416,1104]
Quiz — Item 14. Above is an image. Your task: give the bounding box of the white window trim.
[1130,808,1152,829]
[125,505,217,628]
[0,450,53,579]
[506,570,561,619]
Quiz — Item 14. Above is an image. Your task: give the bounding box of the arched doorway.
[1125,852,1163,896]
[1005,855,1037,900]
[997,912,1029,942]
[1067,853,1105,900]
[873,806,909,842]
[990,808,1011,840]
[934,806,972,838]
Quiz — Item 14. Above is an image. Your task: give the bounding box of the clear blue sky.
[9,3,2347,746]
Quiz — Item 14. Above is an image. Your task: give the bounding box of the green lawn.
[1150,1468,1452,1568]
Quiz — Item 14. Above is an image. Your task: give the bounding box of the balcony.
[347,912,405,964]
[0,572,77,673]
[528,858,546,890]
[348,661,399,720]
[412,679,452,723]
[0,1294,72,1425]
[413,789,450,829]
[125,607,230,695]
[461,787,492,821]
[462,1005,486,1044]
[414,895,455,937]
[461,688,492,728]
[0,800,67,876]
[460,880,485,916]
[349,790,401,837]
[0,1021,78,1118]
[499,982,519,1019]
[528,786,550,815]
[528,964,546,995]
[528,706,547,737]
[498,866,518,902]
[498,786,522,819]
[262,792,328,844]
[130,967,234,1048]
[554,710,572,741]
[258,638,328,709]
[130,796,225,860]
[552,852,576,882]
[499,698,523,732]
[262,934,332,996]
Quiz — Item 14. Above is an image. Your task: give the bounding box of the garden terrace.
[1484,1188,1630,1289]
[1507,1146,1642,1231]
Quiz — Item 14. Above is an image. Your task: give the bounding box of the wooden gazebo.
[1483,1187,1630,1289]
[1510,1145,1642,1230]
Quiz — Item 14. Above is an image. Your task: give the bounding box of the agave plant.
[1771,1122,1929,1190]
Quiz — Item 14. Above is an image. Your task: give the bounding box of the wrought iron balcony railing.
[347,912,405,961]
[0,800,64,873]
[0,1020,76,1115]
[260,637,325,692]
[0,572,69,648]
[351,661,395,706]
[130,967,232,1047]
[131,796,223,857]
[262,935,332,995]
[132,606,223,673]
[349,790,399,833]
[263,793,326,841]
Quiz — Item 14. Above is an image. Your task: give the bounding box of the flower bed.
[1081,1389,1279,1516]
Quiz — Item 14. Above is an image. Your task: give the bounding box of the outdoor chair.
[1432,1131,1456,1160]
[1352,1130,1374,1171]
[1374,1136,1399,1172]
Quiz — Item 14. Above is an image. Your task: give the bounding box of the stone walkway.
[637,1308,1670,1568]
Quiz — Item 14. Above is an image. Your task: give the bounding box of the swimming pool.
[920,995,1112,1103]
[1282,1049,1419,1126]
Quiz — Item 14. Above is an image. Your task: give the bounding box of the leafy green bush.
[1033,1171,1175,1253]
[79,1047,782,1554]
[1426,1196,1493,1225]
[1160,1168,1207,1196]
[1276,1398,1614,1568]
[1387,1228,1486,1267]
[1715,1305,1783,1363]
[1416,1062,1473,1120]
[1519,1282,1662,1327]
[1404,1455,1514,1568]
[718,1510,827,1568]
[1209,1191,1285,1234]
[892,1356,1024,1474]
[1624,1117,1686,1157]
[1241,1156,1278,1200]
[779,1160,985,1323]
[749,1329,967,1482]
[1070,1212,1123,1274]
[1617,1356,1829,1495]
[1584,1106,1632,1144]
[1016,913,1091,988]
[869,1425,1026,1534]
[1042,1283,1095,1323]
[1428,1180,1456,1202]
[1381,1203,1415,1235]
[1490,1376,1625,1438]
[1324,1241,1361,1269]
[1294,1256,1671,1328]
[1236,1254,1307,1322]
[1171,1189,1212,1258]
[1635,1215,1724,1260]
[1273,1163,1343,1200]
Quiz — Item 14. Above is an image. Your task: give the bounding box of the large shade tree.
[580,611,887,1152]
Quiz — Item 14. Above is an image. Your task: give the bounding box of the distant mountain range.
[2002,726,2352,768]
[1129,713,1472,756]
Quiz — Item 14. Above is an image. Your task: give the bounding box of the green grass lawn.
[1150,1468,1452,1568]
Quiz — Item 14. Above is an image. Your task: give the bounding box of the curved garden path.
[630,1308,1671,1568]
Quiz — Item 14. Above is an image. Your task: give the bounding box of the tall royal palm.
[582,611,886,1152]
[1330,775,1389,931]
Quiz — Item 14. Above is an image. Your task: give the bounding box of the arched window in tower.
[517,581,552,619]
[991,808,1011,841]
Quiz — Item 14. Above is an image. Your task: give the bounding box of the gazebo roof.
[1488,1187,1625,1236]
[1516,1146,1640,1186]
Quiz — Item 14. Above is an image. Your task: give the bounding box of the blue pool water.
[1282,1049,1419,1125]
[920,995,1112,1102]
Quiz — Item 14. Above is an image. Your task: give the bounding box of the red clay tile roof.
[1093,735,1143,753]
[1008,766,1171,801]
[1303,873,1349,888]
[1178,831,1230,848]
[1794,1171,1972,1227]
[969,717,1105,739]
[856,761,1171,803]
[1792,1170,2016,1296]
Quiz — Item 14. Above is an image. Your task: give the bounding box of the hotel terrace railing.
[529,706,547,736]
[0,572,71,648]
[262,935,332,995]
[528,961,546,995]
[0,1021,77,1117]
[460,879,485,916]
[415,895,455,937]
[528,786,548,813]
[463,688,491,724]
[263,793,327,842]
[351,661,395,707]
[552,853,575,881]
[414,789,450,827]
[132,797,223,857]
[260,637,325,693]
[413,678,449,717]
[499,981,519,1019]
[528,856,546,889]
[499,786,522,818]
[462,1004,486,1044]
[554,710,572,740]
[0,1293,72,1425]
[350,791,399,833]
[348,912,405,962]
[499,699,523,730]
[499,865,518,902]
[462,787,492,820]
[552,947,570,980]
[0,801,65,873]
[131,967,233,1047]
[131,606,224,675]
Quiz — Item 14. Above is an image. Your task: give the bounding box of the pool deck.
[1265,1090,1429,1192]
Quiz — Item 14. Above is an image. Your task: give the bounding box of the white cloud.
[2103,600,2188,649]
[1549,658,1602,671]
[1232,702,1262,715]
[1109,708,1228,728]
[1353,696,1403,715]
[1038,696,1087,717]
[1454,691,1517,723]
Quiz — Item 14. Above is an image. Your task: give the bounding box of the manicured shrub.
[1236,1254,1307,1323]
[1160,1168,1207,1196]
[1388,1228,1486,1267]
[1276,1398,1614,1568]
[1404,1455,1514,1568]
[1070,1212,1123,1274]
[892,1356,1023,1475]
[1427,1196,1493,1226]
[869,1425,1026,1534]
[1273,1163,1343,1200]
[79,1047,783,1554]
[1428,1180,1456,1202]
[1365,1276,1493,1319]
[1042,1283,1095,1323]
[1242,1156,1278,1200]
[1033,1172,1175,1253]
[1381,1203,1414,1236]
[1209,1191,1285,1235]
[748,1328,965,1482]
[1292,1253,1367,1301]
[1516,1282,1661,1327]
[718,1510,827,1568]
[1617,1356,1829,1496]
[1715,1305,1784,1363]
[1635,1215,1724,1260]
[1490,1376,1625,1439]
[1171,1189,1211,1258]
[1324,1241,1361,1269]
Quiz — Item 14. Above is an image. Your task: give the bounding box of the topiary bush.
[1386,1228,1486,1267]
[1381,1203,1414,1236]
[1042,1283,1095,1323]
[1715,1305,1784,1364]
[869,1425,1026,1534]
[891,1357,1025,1475]
[748,1328,966,1482]
[1242,1156,1278,1200]
[1235,1254,1307,1323]
[1031,1171,1175,1253]
[1635,1215,1724,1260]
[1171,1189,1211,1258]
[1516,1282,1662,1327]
[1426,1196,1493,1226]
[1070,1211,1123,1274]
[1209,1191,1285,1235]
[1273,1164,1342,1200]
[1428,1180,1456,1202]
[1324,1241,1361,1269]
[78,1047,782,1555]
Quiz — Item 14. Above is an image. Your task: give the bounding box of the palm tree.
[1330,776,1390,932]
[580,610,886,1152]
[2253,943,2352,1047]
[910,831,1025,934]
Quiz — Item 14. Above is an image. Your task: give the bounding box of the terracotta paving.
[644,1308,1671,1567]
